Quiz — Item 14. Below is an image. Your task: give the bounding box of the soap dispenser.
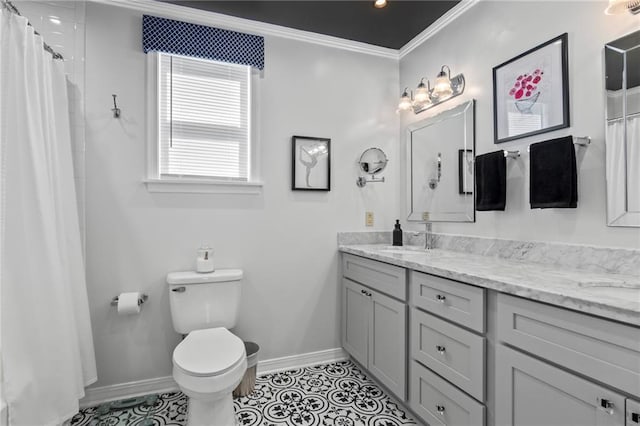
[392,220,403,246]
[196,245,214,273]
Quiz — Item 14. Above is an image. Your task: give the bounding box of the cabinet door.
[369,289,407,400]
[496,345,626,426]
[342,278,369,367]
[628,398,640,425]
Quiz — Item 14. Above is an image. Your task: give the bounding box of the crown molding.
[89,0,399,60]
[90,0,479,61]
[399,0,481,59]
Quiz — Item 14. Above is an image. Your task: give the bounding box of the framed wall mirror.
[406,100,476,222]
[605,30,640,227]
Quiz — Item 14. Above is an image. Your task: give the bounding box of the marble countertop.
[339,244,640,326]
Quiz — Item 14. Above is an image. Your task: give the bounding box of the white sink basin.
[575,281,640,302]
[377,246,431,255]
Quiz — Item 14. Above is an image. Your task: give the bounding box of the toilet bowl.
[173,327,247,426]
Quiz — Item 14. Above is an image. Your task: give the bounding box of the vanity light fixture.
[605,0,640,14]
[374,0,387,8]
[398,65,465,114]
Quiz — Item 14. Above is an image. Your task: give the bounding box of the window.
[146,52,260,193]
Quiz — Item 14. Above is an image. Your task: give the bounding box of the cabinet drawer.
[410,360,485,426]
[411,271,485,333]
[412,309,485,401]
[498,293,640,397]
[343,253,406,301]
[628,399,640,425]
[496,344,626,426]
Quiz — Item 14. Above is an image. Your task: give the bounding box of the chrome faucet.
[412,222,435,250]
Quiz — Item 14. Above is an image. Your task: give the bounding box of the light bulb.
[398,89,412,111]
[414,79,431,104]
[433,69,453,98]
[374,0,387,8]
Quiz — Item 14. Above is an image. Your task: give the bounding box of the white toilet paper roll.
[117,292,141,315]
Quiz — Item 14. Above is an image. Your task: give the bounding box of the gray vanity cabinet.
[496,294,640,426]
[409,271,486,426]
[496,344,626,426]
[341,254,408,401]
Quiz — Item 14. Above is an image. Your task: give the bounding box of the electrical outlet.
[365,211,374,227]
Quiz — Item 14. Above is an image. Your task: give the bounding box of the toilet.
[167,269,247,426]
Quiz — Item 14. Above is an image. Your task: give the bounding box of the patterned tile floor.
[71,360,417,426]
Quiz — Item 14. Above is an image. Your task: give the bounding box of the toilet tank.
[167,269,243,334]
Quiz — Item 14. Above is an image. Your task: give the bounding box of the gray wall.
[400,1,640,248]
[84,3,400,388]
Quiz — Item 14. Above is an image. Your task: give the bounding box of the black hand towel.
[475,151,506,211]
[530,136,577,209]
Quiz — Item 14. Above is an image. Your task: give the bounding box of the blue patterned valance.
[142,15,264,70]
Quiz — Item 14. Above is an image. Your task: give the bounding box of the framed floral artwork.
[493,33,570,144]
[291,135,331,191]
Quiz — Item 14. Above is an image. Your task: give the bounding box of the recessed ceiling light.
[49,16,61,25]
[374,0,387,9]
[605,0,640,14]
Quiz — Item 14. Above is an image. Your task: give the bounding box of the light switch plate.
[365,211,374,227]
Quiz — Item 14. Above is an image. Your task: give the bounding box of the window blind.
[159,53,250,180]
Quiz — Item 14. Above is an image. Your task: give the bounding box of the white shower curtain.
[0,10,97,426]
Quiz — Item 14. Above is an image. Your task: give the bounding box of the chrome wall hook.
[112,94,121,118]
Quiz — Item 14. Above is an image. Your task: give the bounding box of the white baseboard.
[80,347,348,408]
[257,347,348,376]
[79,376,179,409]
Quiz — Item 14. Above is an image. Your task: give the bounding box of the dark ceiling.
[160,1,461,49]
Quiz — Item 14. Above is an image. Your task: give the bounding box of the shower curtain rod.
[1,0,64,60]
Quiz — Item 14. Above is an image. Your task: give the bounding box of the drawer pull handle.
[598,398,614,415]
[436,345,446,355]
[436,405,445,415]
[361,289,372,297]
[171,286,186,293]
[435,294,446,303]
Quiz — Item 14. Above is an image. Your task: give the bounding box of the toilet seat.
[173,327,246,377]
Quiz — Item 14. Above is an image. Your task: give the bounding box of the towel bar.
[526,136,591,153]
[503,150,520,159]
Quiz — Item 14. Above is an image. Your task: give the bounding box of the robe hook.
[112,94,121,118]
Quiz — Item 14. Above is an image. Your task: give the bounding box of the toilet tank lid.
[167,269,243,285]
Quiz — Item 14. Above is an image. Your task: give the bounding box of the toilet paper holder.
[110,294,148,307]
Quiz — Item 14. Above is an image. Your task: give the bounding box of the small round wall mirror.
[357,147,388,187]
